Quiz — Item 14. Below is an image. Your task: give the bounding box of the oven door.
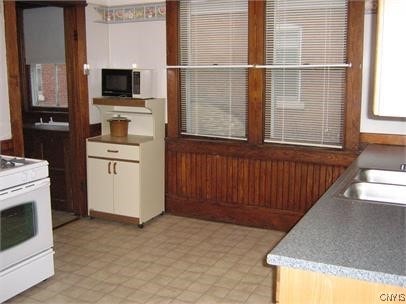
[0,178,53,271]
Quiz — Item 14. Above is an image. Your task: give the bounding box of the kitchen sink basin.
[35,121,69,127]
[342,182,406,206]
[355,169,406,186]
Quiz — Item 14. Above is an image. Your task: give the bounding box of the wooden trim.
[89,210,139,225]
[16,7,29,114]
[93,97,146,107]
[247,1,265,144]
[166,137,358,167]
[0,139,14,155]
[274,267,280,304]
[16,1,87,8]
[277,266,406,304]
[344,0,365,152]
[166,1,180,138]
[64,5,90,216]
[3,1,24,157]
[166,194,301,231]
[360,133,406,146]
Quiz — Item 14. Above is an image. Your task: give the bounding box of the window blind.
[179,0,248,140]
[264,0,349,148]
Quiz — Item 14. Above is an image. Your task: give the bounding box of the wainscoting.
[166,138,356,231]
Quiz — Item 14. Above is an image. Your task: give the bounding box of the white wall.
[86,4,109,124]
[0,0,11,140]
[85,2,166,124]
[360,10,406,135]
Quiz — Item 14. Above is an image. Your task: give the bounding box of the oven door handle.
[0,178,50,200]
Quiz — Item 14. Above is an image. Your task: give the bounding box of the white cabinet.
[87,156,139,219]
[86,98,165,227]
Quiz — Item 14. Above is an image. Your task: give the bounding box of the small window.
[30,63,68,108]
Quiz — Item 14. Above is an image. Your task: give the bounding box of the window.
[23,7,67,109]
[179,0,248,140]
[174,0,353,148]
[30,63,68,108]
[264,0,349,148]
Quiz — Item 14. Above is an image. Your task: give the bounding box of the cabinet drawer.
[87,141,139,161]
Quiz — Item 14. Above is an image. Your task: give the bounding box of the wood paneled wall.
[166,139,354,231]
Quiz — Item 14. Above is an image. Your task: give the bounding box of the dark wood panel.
[3,1,24,157]
[0,139,14,155]
[24,128,73,212]
[166,1,180,138]
[64,5,90,216]
[165,143,349,231]
[247,0,265,144]
[344,0,365,151]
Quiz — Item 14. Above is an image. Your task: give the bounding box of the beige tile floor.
[7,215,285,304]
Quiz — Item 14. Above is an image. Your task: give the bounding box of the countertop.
[267,144,406,287]
[87,134,153,146]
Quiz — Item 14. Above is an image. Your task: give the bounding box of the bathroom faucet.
[400,164,406,171]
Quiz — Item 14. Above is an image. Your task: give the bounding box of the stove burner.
[0,157,26,169]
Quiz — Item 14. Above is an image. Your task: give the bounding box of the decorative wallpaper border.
[94,0,375,24]
[94,2,166,24]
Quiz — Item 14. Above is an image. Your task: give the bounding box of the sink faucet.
[400,164,406,171]
[49,117,53,123]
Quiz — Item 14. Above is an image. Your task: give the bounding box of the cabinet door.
[113,161,140,217]
[87,158,114,214]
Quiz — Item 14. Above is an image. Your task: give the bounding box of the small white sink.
[35,122,69,127]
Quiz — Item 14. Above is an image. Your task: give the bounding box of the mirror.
[373,0,406,118]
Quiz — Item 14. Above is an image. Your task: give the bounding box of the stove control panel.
[0,163,48,191]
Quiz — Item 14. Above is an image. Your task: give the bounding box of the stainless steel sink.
[355,169,406,186]
[342,182,406,206]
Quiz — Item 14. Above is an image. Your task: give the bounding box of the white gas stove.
[0,155,54,303]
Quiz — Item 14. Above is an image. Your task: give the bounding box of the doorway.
[3,1,90,218]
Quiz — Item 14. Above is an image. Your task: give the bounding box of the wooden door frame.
[3,0,90,216]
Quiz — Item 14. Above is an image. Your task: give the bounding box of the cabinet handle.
[108,161,111,174]
[107,149,119,153]
[113,162,117,175]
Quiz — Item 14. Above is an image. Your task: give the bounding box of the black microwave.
[101,68,153,99]
[102,69,132,97]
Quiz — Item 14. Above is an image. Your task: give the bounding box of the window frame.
[166,0,363,152]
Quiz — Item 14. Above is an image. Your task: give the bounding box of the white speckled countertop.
[267,144,406,287]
